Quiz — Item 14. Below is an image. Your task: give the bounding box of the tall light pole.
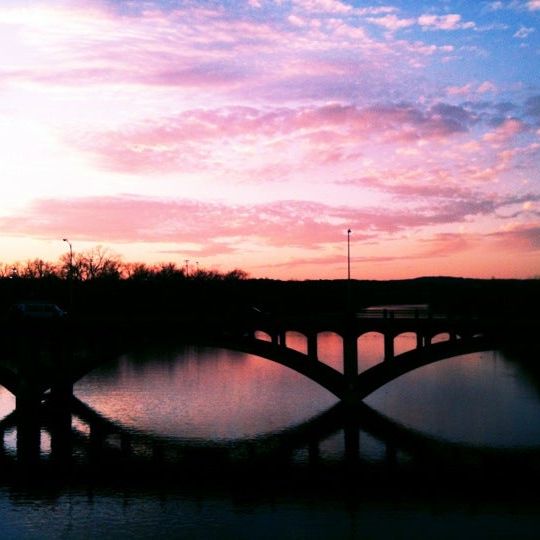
[184,259,190,277]
[63,238,73,310]
[347,229,352,313]
[347,229,351,281]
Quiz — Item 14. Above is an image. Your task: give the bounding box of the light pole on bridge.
[347,229,352,313]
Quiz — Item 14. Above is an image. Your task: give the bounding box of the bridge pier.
[49,407,73,463]
[343,333,358,380]
[307,333,318,360]
[384,333,394,361]
[16,416,41,463]
[416,333,436,350]
[15,385,42,417]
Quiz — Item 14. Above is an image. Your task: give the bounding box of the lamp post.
[347,229,352,313]
[62,238,73,310]
[347,229,351,281]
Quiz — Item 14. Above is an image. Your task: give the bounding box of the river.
[1,331,540,539]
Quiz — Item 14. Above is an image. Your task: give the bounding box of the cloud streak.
[0,0,538,279]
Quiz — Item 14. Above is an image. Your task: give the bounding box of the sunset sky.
[0,0,539,280]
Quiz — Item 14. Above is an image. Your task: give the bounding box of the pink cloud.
[262,231,477,271]
[483,118,527,144]
[447,83,473,96]
[77,102,477,174]
[488,225,540,250]
[478,81,497,94]
[366,14,416,31]
[418,13,475,31]
[291,0,353,14]
[0,190,518,254]
[0,0,462,105]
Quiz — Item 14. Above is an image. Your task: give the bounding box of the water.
[1,332,540,538]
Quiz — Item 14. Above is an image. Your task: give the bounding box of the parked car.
[8,302,68,321]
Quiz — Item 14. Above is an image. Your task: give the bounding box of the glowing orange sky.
[0,0,539,279]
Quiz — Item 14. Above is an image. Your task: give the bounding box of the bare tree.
[22,258,59,279]
[123,262,153,280]
[154,262,185,280]
[224,269,249,281]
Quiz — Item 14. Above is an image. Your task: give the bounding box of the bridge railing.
[355,308,441,320]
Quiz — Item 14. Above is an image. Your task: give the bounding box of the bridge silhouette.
[0,306,535,413]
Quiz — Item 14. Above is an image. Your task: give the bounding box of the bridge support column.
[307,333,318,360]
[384,333,394,361]
[15,384,42,417]
[343,334,358,381]
[16,419,41,464]
[278,331,287,348]
[49,407,73,464]
[47,381,73,464]
[271,332,279,346]
[15,383,43,463]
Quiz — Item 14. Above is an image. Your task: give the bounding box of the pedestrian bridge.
[0,308,534,410]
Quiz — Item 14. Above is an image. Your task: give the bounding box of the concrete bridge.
[209,306,531,403]
[0,307,536,412]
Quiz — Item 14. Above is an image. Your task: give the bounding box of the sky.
[0,0,539,280]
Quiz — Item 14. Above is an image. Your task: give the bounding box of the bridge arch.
[355,336,496,400]
[70,335,347,401]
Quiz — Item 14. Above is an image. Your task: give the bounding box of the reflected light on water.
[1,333,539,452]
[74,345,338,441]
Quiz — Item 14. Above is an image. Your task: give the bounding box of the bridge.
[0,306,536,412]
[209,306,532,403]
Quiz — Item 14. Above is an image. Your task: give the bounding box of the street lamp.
[347,229,351,281]
[347,229,352,313]
[62,238,73,269]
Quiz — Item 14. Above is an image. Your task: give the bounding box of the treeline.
[0,246,248,282]
[0,246,252,319]
[0,247,538,322]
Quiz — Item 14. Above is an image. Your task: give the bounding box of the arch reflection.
[2,396,540,491]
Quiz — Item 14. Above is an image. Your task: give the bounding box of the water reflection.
[68,333,540,449]
[0,333,539,474]
[1,329,540,538]
[75,344,337,441]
